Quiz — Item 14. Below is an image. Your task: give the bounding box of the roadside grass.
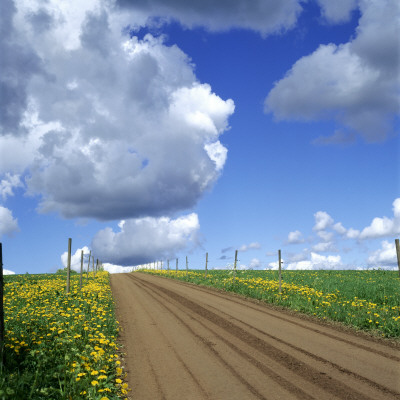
[1,271,130,400]
[139,269,400,338]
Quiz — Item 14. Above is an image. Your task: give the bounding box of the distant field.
[140,269,400,338]
[1,272,129,399]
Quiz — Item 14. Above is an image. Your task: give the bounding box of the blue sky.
[0,0,399,274]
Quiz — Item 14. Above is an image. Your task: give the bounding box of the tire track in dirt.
[111,273,400,400]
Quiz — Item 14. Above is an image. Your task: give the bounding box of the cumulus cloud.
[91,213,200,265]
[287,230,305,244]
[61,246,91,272]
[3,1,235,221]
[0,206,19,237]
[316,0,358,23]
[285,252,342,270]
[359,198,400,239]
[102,263,135,274]
[367,240,398,267]
[265,0,400,142]
[313,211,334,231]
[3,269,16,275]
[116,0,303,35]
[0,173,22,200]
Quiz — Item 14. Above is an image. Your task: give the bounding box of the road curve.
[110,272,400,400]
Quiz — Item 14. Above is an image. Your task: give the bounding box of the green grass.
[139,269,400,338]
[1,272,130,400]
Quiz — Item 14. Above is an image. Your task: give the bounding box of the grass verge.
[1,271,130,399]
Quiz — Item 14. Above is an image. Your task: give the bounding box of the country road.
[110,273,400,400]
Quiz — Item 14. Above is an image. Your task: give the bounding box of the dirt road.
[110,273,400,400]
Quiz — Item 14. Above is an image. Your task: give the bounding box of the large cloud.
[115,0,303,35]
[91,213,200,265]
[265,0,400,142]
[3,1,234,220]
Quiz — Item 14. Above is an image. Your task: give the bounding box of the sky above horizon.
[1,0,399,275]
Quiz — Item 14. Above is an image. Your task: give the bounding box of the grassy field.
[140,269,400,338]
[1,271,129,400]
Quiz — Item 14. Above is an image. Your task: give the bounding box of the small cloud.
[312,241,337,252]
[3,269,15,275]
[346,228,360,239]
[333,222,346,235]
[239,242,261,252]
[313,211,334,231]
[0,206,19,238]
[287,230,304,244]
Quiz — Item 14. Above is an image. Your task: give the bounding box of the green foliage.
[1,272,129,399]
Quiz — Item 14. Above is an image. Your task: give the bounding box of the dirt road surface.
[110,273,400,400]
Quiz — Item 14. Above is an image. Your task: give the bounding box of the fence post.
[205,252,208,278]
[233,250,238,280]
[278,249,282,295]
[0,243,4,367]
[80,250,83,290]
[87,250,91,280]
[396,239,400,278]
[66,238,72,294]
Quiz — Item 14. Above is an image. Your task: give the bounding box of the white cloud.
[346,228,360,239]
[286,252,342,270]
[239,242,261,252]
[3,2,235,221]
[115,0,303,36]
[265,0,400,142]
[359,198,400,239]
[317,230,334,242]
[3,269,16,275]
[316,0,358,23]
[61,246,91,272]
[313,211,334,231]
[0,206,19,237]
[287,230,304,244]
[0,174,22,200]
[91,213,200,265]
[333,222,347,235]
[102,263,135,274]
[312,241,337,252]
[367,240,398,267]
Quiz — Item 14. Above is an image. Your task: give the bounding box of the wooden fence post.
[0,243,4,367]
[278,249,282,295]
[233,250,238,280]
[66,238,72,294]
[205,252,208,278]
[396,239,400,278]
[87,250,91,280]
[80,250,83,290]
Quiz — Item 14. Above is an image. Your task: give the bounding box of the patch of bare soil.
[110,273,400,400]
